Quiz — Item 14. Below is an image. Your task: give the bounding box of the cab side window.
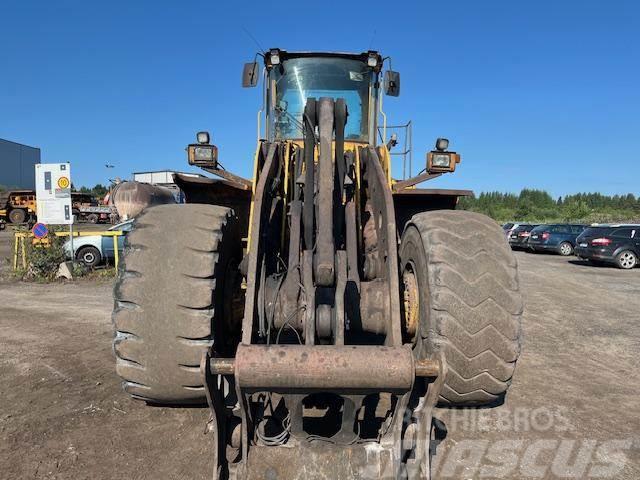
[611,228,632,238]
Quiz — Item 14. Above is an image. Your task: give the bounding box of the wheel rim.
[620,252,636,269]
[401,261,420,343]
[560,243,572,255]
[83,252,96,264]
[9,210,25,223]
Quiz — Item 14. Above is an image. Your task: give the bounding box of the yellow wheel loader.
[112,49,522,479]
[0,189,37,224]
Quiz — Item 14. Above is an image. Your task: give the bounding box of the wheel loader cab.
[113,48,523,480]
[262,50,384,143]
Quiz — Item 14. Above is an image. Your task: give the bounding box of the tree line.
[0,183,109,198]
[458,189,640,223]
[73,184,110,198]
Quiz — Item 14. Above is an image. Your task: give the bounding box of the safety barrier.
[13,230,124,271]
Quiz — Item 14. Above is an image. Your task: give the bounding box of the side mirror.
[242,62,259,88]
[384,70,400,97]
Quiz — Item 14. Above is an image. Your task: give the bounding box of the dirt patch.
[0,282,214,480]
[432,252,640,479]
[0,251,639,478]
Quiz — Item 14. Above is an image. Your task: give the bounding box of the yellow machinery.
[0,190,37,224]
[112,49,523,479]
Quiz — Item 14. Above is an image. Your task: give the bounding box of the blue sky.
[1,0,638,197]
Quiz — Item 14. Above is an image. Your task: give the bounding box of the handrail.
[14,231,123,237]
[12,230,124,271]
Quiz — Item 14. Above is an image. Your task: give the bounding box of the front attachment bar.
[209,344,440,393]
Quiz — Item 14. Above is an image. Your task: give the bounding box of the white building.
[131,170,204,203]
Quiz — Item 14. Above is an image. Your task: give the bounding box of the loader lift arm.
[203,97,445,479]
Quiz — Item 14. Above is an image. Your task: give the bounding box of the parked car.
[63,219,134,267]
[575,224,640,269]
[508,224,539,249]
[527,224,586,256]
[502,222,519,238]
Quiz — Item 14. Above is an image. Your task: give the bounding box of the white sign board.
[35,163,73,225]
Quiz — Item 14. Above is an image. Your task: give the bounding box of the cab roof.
[264,49,383,71]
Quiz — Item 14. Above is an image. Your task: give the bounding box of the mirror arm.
[392,172,442,192]
[202,167,253,191]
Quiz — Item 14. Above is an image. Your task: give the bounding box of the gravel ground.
[0,226,638,479]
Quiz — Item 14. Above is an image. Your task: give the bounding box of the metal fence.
[13,230,124,271]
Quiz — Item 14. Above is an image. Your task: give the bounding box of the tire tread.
[112,204,235,404]
[409,210,523,407]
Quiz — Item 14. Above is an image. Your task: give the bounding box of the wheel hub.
[402,264,419,341]
[621,252,636,268]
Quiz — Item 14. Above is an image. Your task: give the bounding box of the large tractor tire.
[399,210,523,407]
[112,204,243,404]
[8,208,26,224]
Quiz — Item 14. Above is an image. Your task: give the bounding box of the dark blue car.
[527,224,586,256]
[575,225,640,269]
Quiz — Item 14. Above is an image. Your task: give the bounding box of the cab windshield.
[271,57,372,141]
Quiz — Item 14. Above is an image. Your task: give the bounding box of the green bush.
[25,236,67,280]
